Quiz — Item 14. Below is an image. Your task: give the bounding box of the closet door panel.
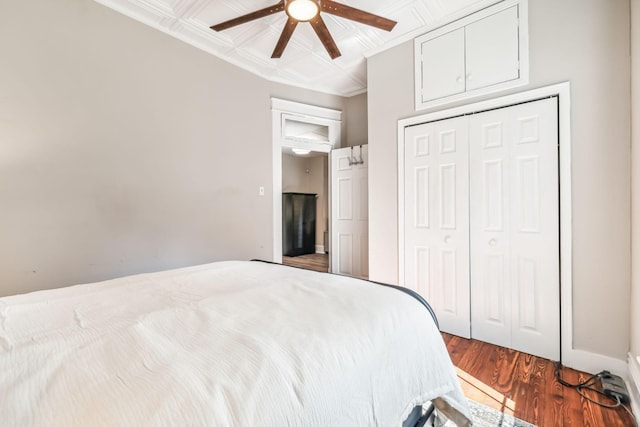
[415,247,430,297]
[509,99,559,360]
[404,125,434,300]
[470,109,512,349]
[484,254,507,323]
[440,249,459,315]
[403,96,560,360]
[470,98,559,360]
[404,117,470,337]
[415,166,430,228]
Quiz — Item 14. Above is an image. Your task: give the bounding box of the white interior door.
[469,97,559,360]
[330,146,368,279]
[404,117,470,338]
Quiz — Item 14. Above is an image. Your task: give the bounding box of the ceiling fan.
[210,0,397,59]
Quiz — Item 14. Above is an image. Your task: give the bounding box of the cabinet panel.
[465,6,520,91]
[418,28,465,102]
[414,0,528,111]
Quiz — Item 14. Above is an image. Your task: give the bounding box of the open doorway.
[271,98,341,272]
[281,149,329,272]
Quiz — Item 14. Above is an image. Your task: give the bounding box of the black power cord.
[554,362,637,426]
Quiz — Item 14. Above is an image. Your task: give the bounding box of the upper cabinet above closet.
[414,0,529,111]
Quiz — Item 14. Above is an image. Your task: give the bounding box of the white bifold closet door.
[469,97,559,360]
[404,117,471,338]
[403,97,559,360]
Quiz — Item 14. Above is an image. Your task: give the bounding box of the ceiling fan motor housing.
[285,0,321,22]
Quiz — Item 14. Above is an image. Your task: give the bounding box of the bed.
[0,260,470,426]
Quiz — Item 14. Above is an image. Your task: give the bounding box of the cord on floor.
[554,362,637,427]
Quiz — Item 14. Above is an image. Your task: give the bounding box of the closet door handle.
[489,239,497,247]
[444,235,452,244]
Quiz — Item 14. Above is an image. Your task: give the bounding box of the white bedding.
[0,260,470,426]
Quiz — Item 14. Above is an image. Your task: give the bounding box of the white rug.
[440,399,537,427]
[466,399,536,427]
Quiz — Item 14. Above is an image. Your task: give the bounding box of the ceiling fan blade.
[272,18,299,58]
[310,15,341,59]
[210,1,285,32]
[322,0,397,31]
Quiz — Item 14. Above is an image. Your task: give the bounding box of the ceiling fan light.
[285,0,320,22]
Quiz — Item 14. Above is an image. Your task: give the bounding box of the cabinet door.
[301,195,317,255]
[418,28,466,103]
[465,6,520,91]
[282,194,316,256]
[404,117,470,338]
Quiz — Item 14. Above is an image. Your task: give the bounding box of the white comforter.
[0,261,470,426]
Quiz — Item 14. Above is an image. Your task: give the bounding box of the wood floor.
[282,253,329,273]
[278,257,636,426]
[444,333,636,426]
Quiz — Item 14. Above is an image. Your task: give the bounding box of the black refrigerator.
[282,192,317,257]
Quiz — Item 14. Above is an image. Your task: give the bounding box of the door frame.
[271,98,342,265]
[397,82,573,364]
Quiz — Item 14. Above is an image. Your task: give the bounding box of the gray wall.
[307,156,329,248]
[0,0,348,297]
[368,0,632,360]
[282,154,310,194]
[631,0,640,361]
[344,93,368,147]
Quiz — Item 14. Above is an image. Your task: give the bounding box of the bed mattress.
[0,260,470,426]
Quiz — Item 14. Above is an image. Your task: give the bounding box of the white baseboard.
[315,245,325,254]
[628,353,640,420]
[563,348,629,377]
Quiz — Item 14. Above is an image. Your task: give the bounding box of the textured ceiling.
[94,0,489,96]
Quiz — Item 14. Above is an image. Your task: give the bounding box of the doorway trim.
[271,98,342,264]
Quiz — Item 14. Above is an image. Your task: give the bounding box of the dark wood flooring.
[282,253,329,273]
[444,333,636,426]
